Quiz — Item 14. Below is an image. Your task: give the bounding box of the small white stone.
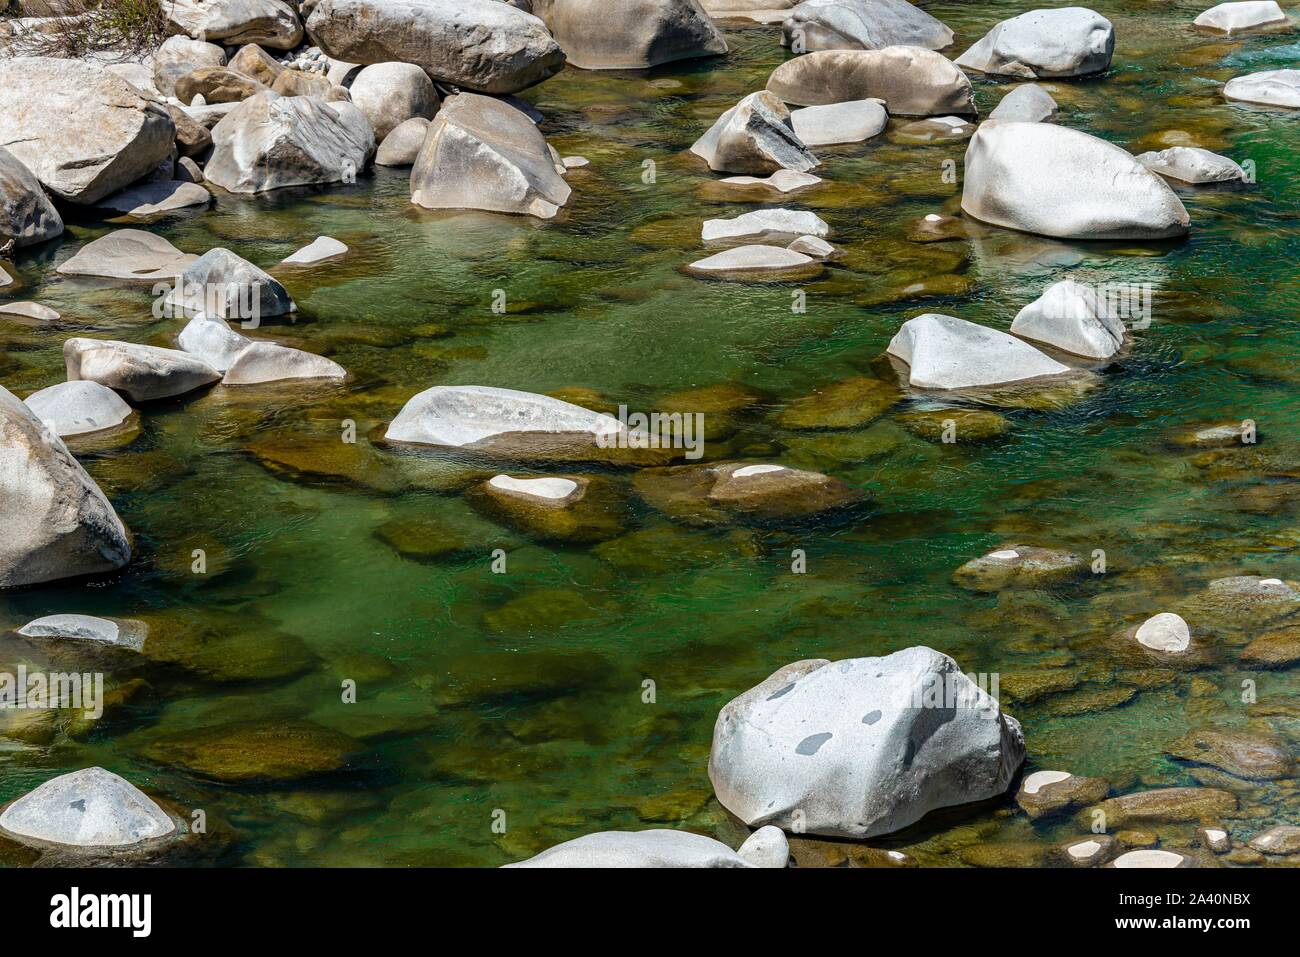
[787,235,835,259]
[924,214,942,222]
[988,549,1021,561]
[489,474,579,500]
[1135,612,1191,652]
[562,156,589,169]
[887,850,906,860]
[1068,839,1101,859]
[1113,849,1186,868]
[733,464,787,477]
[1260,578,1284,586]
[282,236,348,265]
[1022,770,1072,794]
[1206,828,1227,841]
[191,93,206,107]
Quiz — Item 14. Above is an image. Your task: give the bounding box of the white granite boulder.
[348,62,439,140]
[376,117,431,166]
[702,208,830,244]
[767,46,976,115]
[719,169,823,192]
[782,0,953,53]
[0,57,175,205]
[0,386,131,589]
[1194,1,1288,34]
[709,647,1025,838]
[222,341,347,385]
[205,92,374,194]
[962,122,1191,240]
[548,0,728,69]
[163,0,304,49]
[16,614,146,651]
[409,92,571,219]
[63,338,221,402]
[22,381,133,438]
[790,98,888,144]
[687,244,821,277]
[888,313,1072,390]
[56,230,198,283]
[1010,279,1127,359]
[306,0,566,94]
[176,315,252,374]
[0,768,175,849]
[0,146,63,248]
[94,181,212,217]
[1135,146,1248,184]
[170,247,294,320]
[690,91,820,174]
[987,83,1058,122]
[282,236,349,264]
[1223,69,1300,108]
[504,826,788,867]
[955,7,1115,78]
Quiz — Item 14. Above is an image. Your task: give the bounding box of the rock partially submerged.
[702,208,830,244]
[1194,1,1288,34]
[1223,70,1300,108]
[1136,146,1248,184]
[0,385,131,589]
[691,91,820,174]
[887,313,1072,390]
[790,98,888,145]
[0,767,175,850]
[687,244,822,278]
[987,83,1058,123]
[955,7,1115,78]
[94,181,211,217]
[23,381,133,438]
[176,316,251,374]
[306,0,565,94]
[505,826,788,867]
[1079,787,1238,828]
[1016,771,1109,820]
[64,338,221,402]
[634,461,862,524]
[171,247,294,319]
[709,647,1025,838]
[549,0,728,69]
[962,122,1190,240]
[222,342,347,385]
[56,230,198,283]
[1010,279,1127,359]
[767,47,976,115]
[781,0,953,52]
[954,543,1084,591]
[472,474,622,542]
[16,613,146,651]
[410,92,571,219]
[282,236,349,264]
[1167,726,1294,780]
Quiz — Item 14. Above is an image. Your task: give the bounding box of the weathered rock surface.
[164,0,304,49]
[227,43,285,87]
[172,247,294,319]
[94,181,212,218]
[56,230,197,283]
[702,208,830,244]
[175,67,268,105]
[410,92,570,218]
[709,648,1025,838]
[23,381,133,438]
[1249,825,1300,855]
[1010,279,1127,359]
[1017,770,1109,820]
[954,543,1084,591]
[376,117,430,166]
[1194,1,1288,34]
[1135,146,1248,184]
[887,313,1072,390]
[0,146,63,248]
[64,338,221,402]
[1168,726,1294,780]
[1223,70,1300,108]
[1079,787,1238,828]
[987,83,1058,122]
[549,0,728,69]
[691,91,820,174]
[0,768,174,849]
[153,35,228,97]
[222,342,347,385]
[348,62,439,139]
[782,0,953,53]
[767,47,976,115]
[955,7,1115,78]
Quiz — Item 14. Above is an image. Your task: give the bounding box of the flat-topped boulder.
[171,247,294,320]
[687,244,823,278]
[222,342,347,385]
[1016,770,1109,820]
[205,92,374,194]
[1223,69,1300,108]
[0,146,63,248]
[410,92,571,219]
[1194,1,1288,34]
[0,768,175,850]
[781,0,953,52]
[306,0,565,94]
[376,117,430,167]
[987,83,1058,122]
[962,122,1190,240]
[955,7,1115,78]
[767,46,975,115]
[0,385,131,589]
[470,473,623,542]
[691,91,820,174]
[16,614,147,651]
[164,0,303,48]
[549,0,728,69]
[790,98,887,145]
[64,338,221,402]
[23,381,133,438]
[702,208,830,244]
[0,57,175,204]
[954,543,1084,591]
[348,62,439,140]
[55,229,194,285]
[1112,849,1193,868]
[634,461,862,524]
[505,826,788,867]
[709,647,1025,838]
[1168,726,1294,780]
[1136,146,1248,184]
[1010,279,1127,359]
[887,313,1072,390]
[94,180,211,218]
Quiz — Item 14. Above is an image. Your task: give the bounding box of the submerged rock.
[410,92,571,219]
[1241,626,1300,668]
[895,407,1009,442]
[56,230,197,283]
[16,613,147,651]
[955,7,1114,78]
[1079,787,1237,827]
[687,244,822,278]
[0,146,63,248]
[1223,70,1300,108]
[702,208,830,244]
[987,83,1058,123]
[0,767,175,849]
[505,826,787,868]
[1248,825,1300,855]
[1112,849,1193,868]
[954,544,1084,591]
[282,236,349,265]
[1056,835,1116,867]
[718,169,823,193]
[0,386,131,590]
[1010,279,1127,359]
[64,338,220,402]
[962,122,1190,240]
[790,98,888,145]
[777,376,899,429]
[887,313,1072,391]
[306,0,565,94]
[1167,726,1294,780]
[634,461,862,524]
[1135,146,1248,184]
[766,47,976,116]
[373,516,467,563]
[140,721,360,783]
[470,474,623,542]
[709,648,1025,838]
[549,0,728,69]
[781,0,953,52]
[1017,770,1109,820]
[691,91,820,174]
[23,381,133,438]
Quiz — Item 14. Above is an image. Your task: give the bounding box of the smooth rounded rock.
[687,244,821,278]
[64,338,221,402]
[549,0,728,69]
[1194,1,1288,34]
[702,208,830,244]
[375,117,430,166]
[987,83,1058,122]
[955,7,1114,78]
[790,98,887,145]
[887,313,1072,390]
[767,46,976,115]
[504,828,768,868]
[781,0,953,53]
[1136,146,1248,184]
[0,768,175,849]
[1135,612,1191,653]
[0,146,64,248]
[282,236,349,265]
[1223,70,1300,108]
[16,613,146,651]
[176,315,252,374]
[1010,279,1127,359]
[23,381,133,438]
[348,62,438,140]
[222,342,347,385]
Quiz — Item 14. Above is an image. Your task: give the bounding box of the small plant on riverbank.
[4,0,169,59]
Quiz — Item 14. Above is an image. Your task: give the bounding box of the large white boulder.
[1223,70,1300,108]
[790,98,888,144]
[1136,146,1247,184]
[63,338,221,402]
[767,46,976,115]
[222,342,347,385]
[1010,279,1126,359]
[987,83,1058,122]
[348,62,439,140]
[56,230,197,283]
[171,247,294,319]
[306,0,566,94]
[0,57,175,205]
[0,386,131,589]
[961,122,1191,240]
[955,7,1115,78]
[709,647,1025,838]
[549,0,728,69]
[690,91,820,174]
[23,381,133,437]
[0,768,174,848]
[1194,1,1287,34]
[702,208,830,243]
[163,0,304,49]
[385,385,621,449]
[887,313,1072,389]
[782,0,953,53]
[205,92,374,194]
[409,92,571,219]
[152,35,228,98]
[504,826,788,867]
[0,146,63,248]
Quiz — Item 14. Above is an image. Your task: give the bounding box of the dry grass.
[4,0,170,59]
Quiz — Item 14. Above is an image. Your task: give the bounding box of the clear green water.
[2,5,1299,865]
